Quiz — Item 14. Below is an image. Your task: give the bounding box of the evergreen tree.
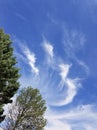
[4,87,47,130]
[0,29,20,122]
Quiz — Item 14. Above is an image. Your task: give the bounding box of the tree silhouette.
[0,29,20,122]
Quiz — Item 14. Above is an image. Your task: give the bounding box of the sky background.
[0,0,97,130]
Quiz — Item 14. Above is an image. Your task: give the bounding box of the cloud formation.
[63,28,86,59]
[1,1,97,129]
[22,46,39,75]
[12,26,93,130]
[42,40,54,64]
[43,42,54,58]
[59,63,70,81]
[55,63,80,106]
[45,104,97,130]
[13,37,39,75]
[13,37,82,107]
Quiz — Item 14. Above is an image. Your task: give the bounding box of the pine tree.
[4,87,47,130]
[0,29,20,122]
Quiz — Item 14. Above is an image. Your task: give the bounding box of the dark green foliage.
[5,87,47,130]
[0,29,20,122]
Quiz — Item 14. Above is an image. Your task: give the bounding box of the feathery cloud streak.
[14,36,82,107]
[45,104,97,130]
[13,38,39,75]
[42,40,54,66]
[43,41,54,58]
[12,26,94,130]
[22,46,39,75]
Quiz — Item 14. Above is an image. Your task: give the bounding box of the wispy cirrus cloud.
[61,78,80,106]
[13,37,82,107]
[54,63,80,106]
[42,39,54,64]
[63,27,86,59]
[1,1,97,130]
[72,0,97,24]
[45,104,97,130]
[22,46,39,75]
[62,26,89,76]
[13,37,39,75]
[45,118,71,130]
[76,59,89,76]
[12,26,92,130]
[59,63,70,81]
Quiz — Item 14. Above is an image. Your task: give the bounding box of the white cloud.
[62,26,89,79]
[84,125,97,130]
[45,119,71,130]
[12,35,95,130]
[63,78,80,105]
[45,105,97,130]
[12,37,39,75]
[43,40,54,59]
[23,46,39,75]
[14,51,27,63]
[63,27,86,59]
[57,63,80,106]
[55,78,80,106]
[58,63,71,90]
[76,59,89,76]
[59,63,71,81]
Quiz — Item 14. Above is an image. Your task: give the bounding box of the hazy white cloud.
[58,63,70,90]
[73,0,97,25]
[64,78,80,105]
[13,36,84,107]
[45,119,71,130]
[14,51,27,63]
[23,46,39,75]
[59,63,71,81]
[12,34,94,130]
[76,59,89,76]
[45,104,97,130]
[60,104,97,120]
[55,78,80,106]
[57,63,80,105]
[84,125,96,130]
[42,40,54,59]
[12,37,39,75]
[1,1,97,129]
[63,28,86,59]
[63,26,89,77]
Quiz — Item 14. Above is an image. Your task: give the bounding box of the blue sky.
[0,0,97,130]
